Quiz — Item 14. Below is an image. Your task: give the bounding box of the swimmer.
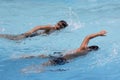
[41,30,107,66]
[0,20,68,40]
[22,30,107,66]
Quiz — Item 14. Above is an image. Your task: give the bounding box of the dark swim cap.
[88,45,99,51]
[59,20,68,28]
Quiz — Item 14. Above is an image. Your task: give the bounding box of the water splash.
[67,7,84,31]
[0,27,5,32]
[21,64,45,73]
[92,43,119,67]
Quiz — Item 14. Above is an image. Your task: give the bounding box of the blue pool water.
[0,0,120,80]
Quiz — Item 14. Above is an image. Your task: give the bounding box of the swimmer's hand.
[98,30,107,36]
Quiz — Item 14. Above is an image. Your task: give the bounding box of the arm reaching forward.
[79,30,107,50]
[24,25,52,36]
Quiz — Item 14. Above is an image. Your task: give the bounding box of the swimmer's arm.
[79,30,107,50]
[24,25,52,35]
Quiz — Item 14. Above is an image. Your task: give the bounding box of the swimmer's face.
[56,20,68,30]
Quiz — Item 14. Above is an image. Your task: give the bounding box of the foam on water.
[0,27,5,32]
[67,7,84,31]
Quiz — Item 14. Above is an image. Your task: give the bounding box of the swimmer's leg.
[21,64,45,73]
[19,54,51,59]
[21,58,51,73]
[21,57,67,73]
[0,34,25,40]
[42,61,52,66]
[19,55,35,59]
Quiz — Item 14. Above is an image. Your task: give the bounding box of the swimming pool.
[0,0,120,80]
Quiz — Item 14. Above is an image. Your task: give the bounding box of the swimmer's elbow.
[86,34,95,39]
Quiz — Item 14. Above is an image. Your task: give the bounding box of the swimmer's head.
[55,20,68,30]
[88,45,99,51]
